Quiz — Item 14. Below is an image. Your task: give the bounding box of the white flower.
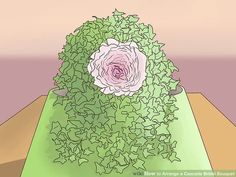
[87,39,147,96]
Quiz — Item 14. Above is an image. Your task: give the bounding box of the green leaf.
[133,159,145,170]
[115,164,129,173]
[97,146,106,158]
[113,9,125,16]
[143,148,154,158]
[84,148,93,155]
[116,138,125,150]
[54,153,66,164]
[142,118,156,127]
[53,96,64,106]
[115,109,127,122]
[109,147,117,155]
[169,80,179,90]
[68,128,83,142]
[65,120,78,130]
[78,158,88,165]
[90,136,97,143]
[168,61,179,72]
[100,156,110,168]
[169,105,179,112]
[147,144,154,151]
[109,160,117,168]
[158,144,164,153]
[169,152,181,162]
[50,121,62,135]
[105,106,116,117]
[131,146,139,152]
[161,152,169,159]
[156,123,169,135]
[144,129,154,137]
[69,154,76,162]
[95,163,105,174]
[136,137,147,145]
[120,97,131,108]
[148,24,156,39]
[115,154,127,166]
[127,15,139,23]
[129,153,138,160]
[68,142,77,152]
[66,33,74,44]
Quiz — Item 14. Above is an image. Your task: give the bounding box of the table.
[0,93,235,177]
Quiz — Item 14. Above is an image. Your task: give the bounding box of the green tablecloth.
[21,88,211,177]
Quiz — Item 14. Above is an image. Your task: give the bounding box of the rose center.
[112,65,124,79]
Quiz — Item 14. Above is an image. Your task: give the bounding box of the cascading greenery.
[50,9,180,174]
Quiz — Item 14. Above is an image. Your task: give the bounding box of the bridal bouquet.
[51,9,180,174]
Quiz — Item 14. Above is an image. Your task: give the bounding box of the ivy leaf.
[95,163,105,174]
[169,152,181,162]
[169,80,180,91]
[56,145,66,154]
[142,118,156,127]
[100,156,110,168]
[127,15,139,23]
[131,146,139,152]
[97,146,106,158]
[125,136,133,145]
[147,144,154,151]
[58,52,65,60]
[136,137,147,145]
[144,129,154,137]
[53,96,64,106]
[54,153,66,164]
[83,148,94,155]
[65,108,75,119]
[115,109,127,122]
[109,147,117,155]
[113,9,125,16]
[52,138,61,145]
[105,106,116,117]
[161,152,169,159]
[165,114,177,122]
[158,144,164,153]
[115,154,127,166]
[143,148,154,158]
[50,121,62,135]
[90,136,97,143]
[78,158,88,165]
[65,120,78,130]
[116,137,125,150]
[171,141,177,149]
[67,128,81,141]
[120,97,131,108]
[152,112,165,123]
[133,159,145,170]
[129,153,138,161]
[168,61,179,72]
[69,154,76,162]
[68,142,77,152]
[156,123,169,135]
[115,164,129,173]
[148,24,156,39]
[66,33,74,44]
[169,104,179,113]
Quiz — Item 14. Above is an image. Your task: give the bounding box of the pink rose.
[87,39,147,96]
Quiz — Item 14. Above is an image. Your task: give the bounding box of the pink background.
[0,0,235,125]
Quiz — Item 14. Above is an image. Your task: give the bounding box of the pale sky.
[0,0,235,59]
